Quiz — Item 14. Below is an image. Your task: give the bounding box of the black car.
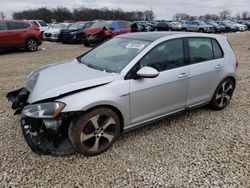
[205,20,225,33]
[237,20,250,30]
[155,22,175,31]
[59,21,94,43]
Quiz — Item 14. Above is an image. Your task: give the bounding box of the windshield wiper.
[77,58,115,73]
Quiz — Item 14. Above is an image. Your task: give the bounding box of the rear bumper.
[6,88,30,114]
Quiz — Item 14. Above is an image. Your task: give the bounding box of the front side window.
[188,38,213,63]
[0,22,8,31]
[138,39,185,72]
[80,38,150,73]
[7,22,24,30]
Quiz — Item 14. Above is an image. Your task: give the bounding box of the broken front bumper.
[6,88,30,115]
[6,88,75,156]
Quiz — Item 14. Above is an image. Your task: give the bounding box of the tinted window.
[188,38,213,63]
[22,23,31,29]
[139,39,185,72]
[38,20,48,27]
[212,39,223,59]
[7,22,24,30]
[0,22,8,31]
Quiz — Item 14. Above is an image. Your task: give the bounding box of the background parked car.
[30,20,49,33]
[204,20,225,33]
[43,23,71,41]
[216,21,237,32]
[130,21,155,32]
[83,20,131,46]
[60,21,94,44]
[229,21,248,32]
[182,20,215,33]
[236,20,250,30]
[169,21,183,31]
[155,22,176,31]
[0,20,42,52]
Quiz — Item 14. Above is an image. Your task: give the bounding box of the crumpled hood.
[83,27,103,35]
[27,59,117,103]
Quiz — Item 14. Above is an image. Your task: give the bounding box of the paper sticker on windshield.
[126,43,145,50]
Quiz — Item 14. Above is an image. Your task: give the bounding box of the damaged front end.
[6,88,76,156]
[6,88,30,115]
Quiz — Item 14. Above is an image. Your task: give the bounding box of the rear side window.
[212,39,223,59]
[7,22,24,30]
[188,38,213,63]
[139,39,185,72]
[0,22,8,31]
[22,23,31,29]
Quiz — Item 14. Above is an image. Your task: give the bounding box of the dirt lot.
[0,32,250,187]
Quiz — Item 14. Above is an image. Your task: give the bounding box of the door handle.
[178,73,189,78]
[215,65,223,69]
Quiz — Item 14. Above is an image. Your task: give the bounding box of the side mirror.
[136,66,159,78]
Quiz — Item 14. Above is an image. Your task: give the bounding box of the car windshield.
[38,20,48,27]
[80,38,151,73]
[91,21,111,28]
[68,22,85,30]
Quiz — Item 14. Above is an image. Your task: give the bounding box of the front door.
[129,39,190,125]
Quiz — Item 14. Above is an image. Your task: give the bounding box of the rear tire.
[210,78,235,110]
[69,107,121,156]
[26,38,38,52]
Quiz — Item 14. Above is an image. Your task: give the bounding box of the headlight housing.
[26,71,39,91]
[22,102,65,118]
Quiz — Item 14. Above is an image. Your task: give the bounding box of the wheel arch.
[81,104,125,133]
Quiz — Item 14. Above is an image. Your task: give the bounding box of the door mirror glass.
[136,66,159,78]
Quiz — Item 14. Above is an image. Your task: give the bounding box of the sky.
[0,0,249,19]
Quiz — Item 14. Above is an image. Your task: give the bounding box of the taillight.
[236,60,239,68]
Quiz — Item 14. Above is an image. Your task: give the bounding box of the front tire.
[26,38,38,52]
[69,108,121,156]
[210,78,235,110]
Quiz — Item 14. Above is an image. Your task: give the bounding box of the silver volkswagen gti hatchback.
[7,32,237,156]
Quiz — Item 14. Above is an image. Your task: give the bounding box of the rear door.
[0,22,9,47]
[6,22,27,45]
[186,37,224,107]
[129,38,190,124]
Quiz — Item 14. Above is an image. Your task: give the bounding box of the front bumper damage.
[6,88,75,156]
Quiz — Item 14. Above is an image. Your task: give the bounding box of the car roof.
[118,32,223,42]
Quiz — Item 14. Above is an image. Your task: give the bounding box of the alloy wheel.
[80,114,117,153]
[215,81,234,108]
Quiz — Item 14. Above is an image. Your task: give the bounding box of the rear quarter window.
[212,39,223,59]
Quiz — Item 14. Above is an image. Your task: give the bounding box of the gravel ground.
[0,32,250,187]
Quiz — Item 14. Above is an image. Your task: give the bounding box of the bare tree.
[0,11,6,20]
[173,13,191,21]
[219,9,232,19]
[235,13,241,19]
[242,11,249,20]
